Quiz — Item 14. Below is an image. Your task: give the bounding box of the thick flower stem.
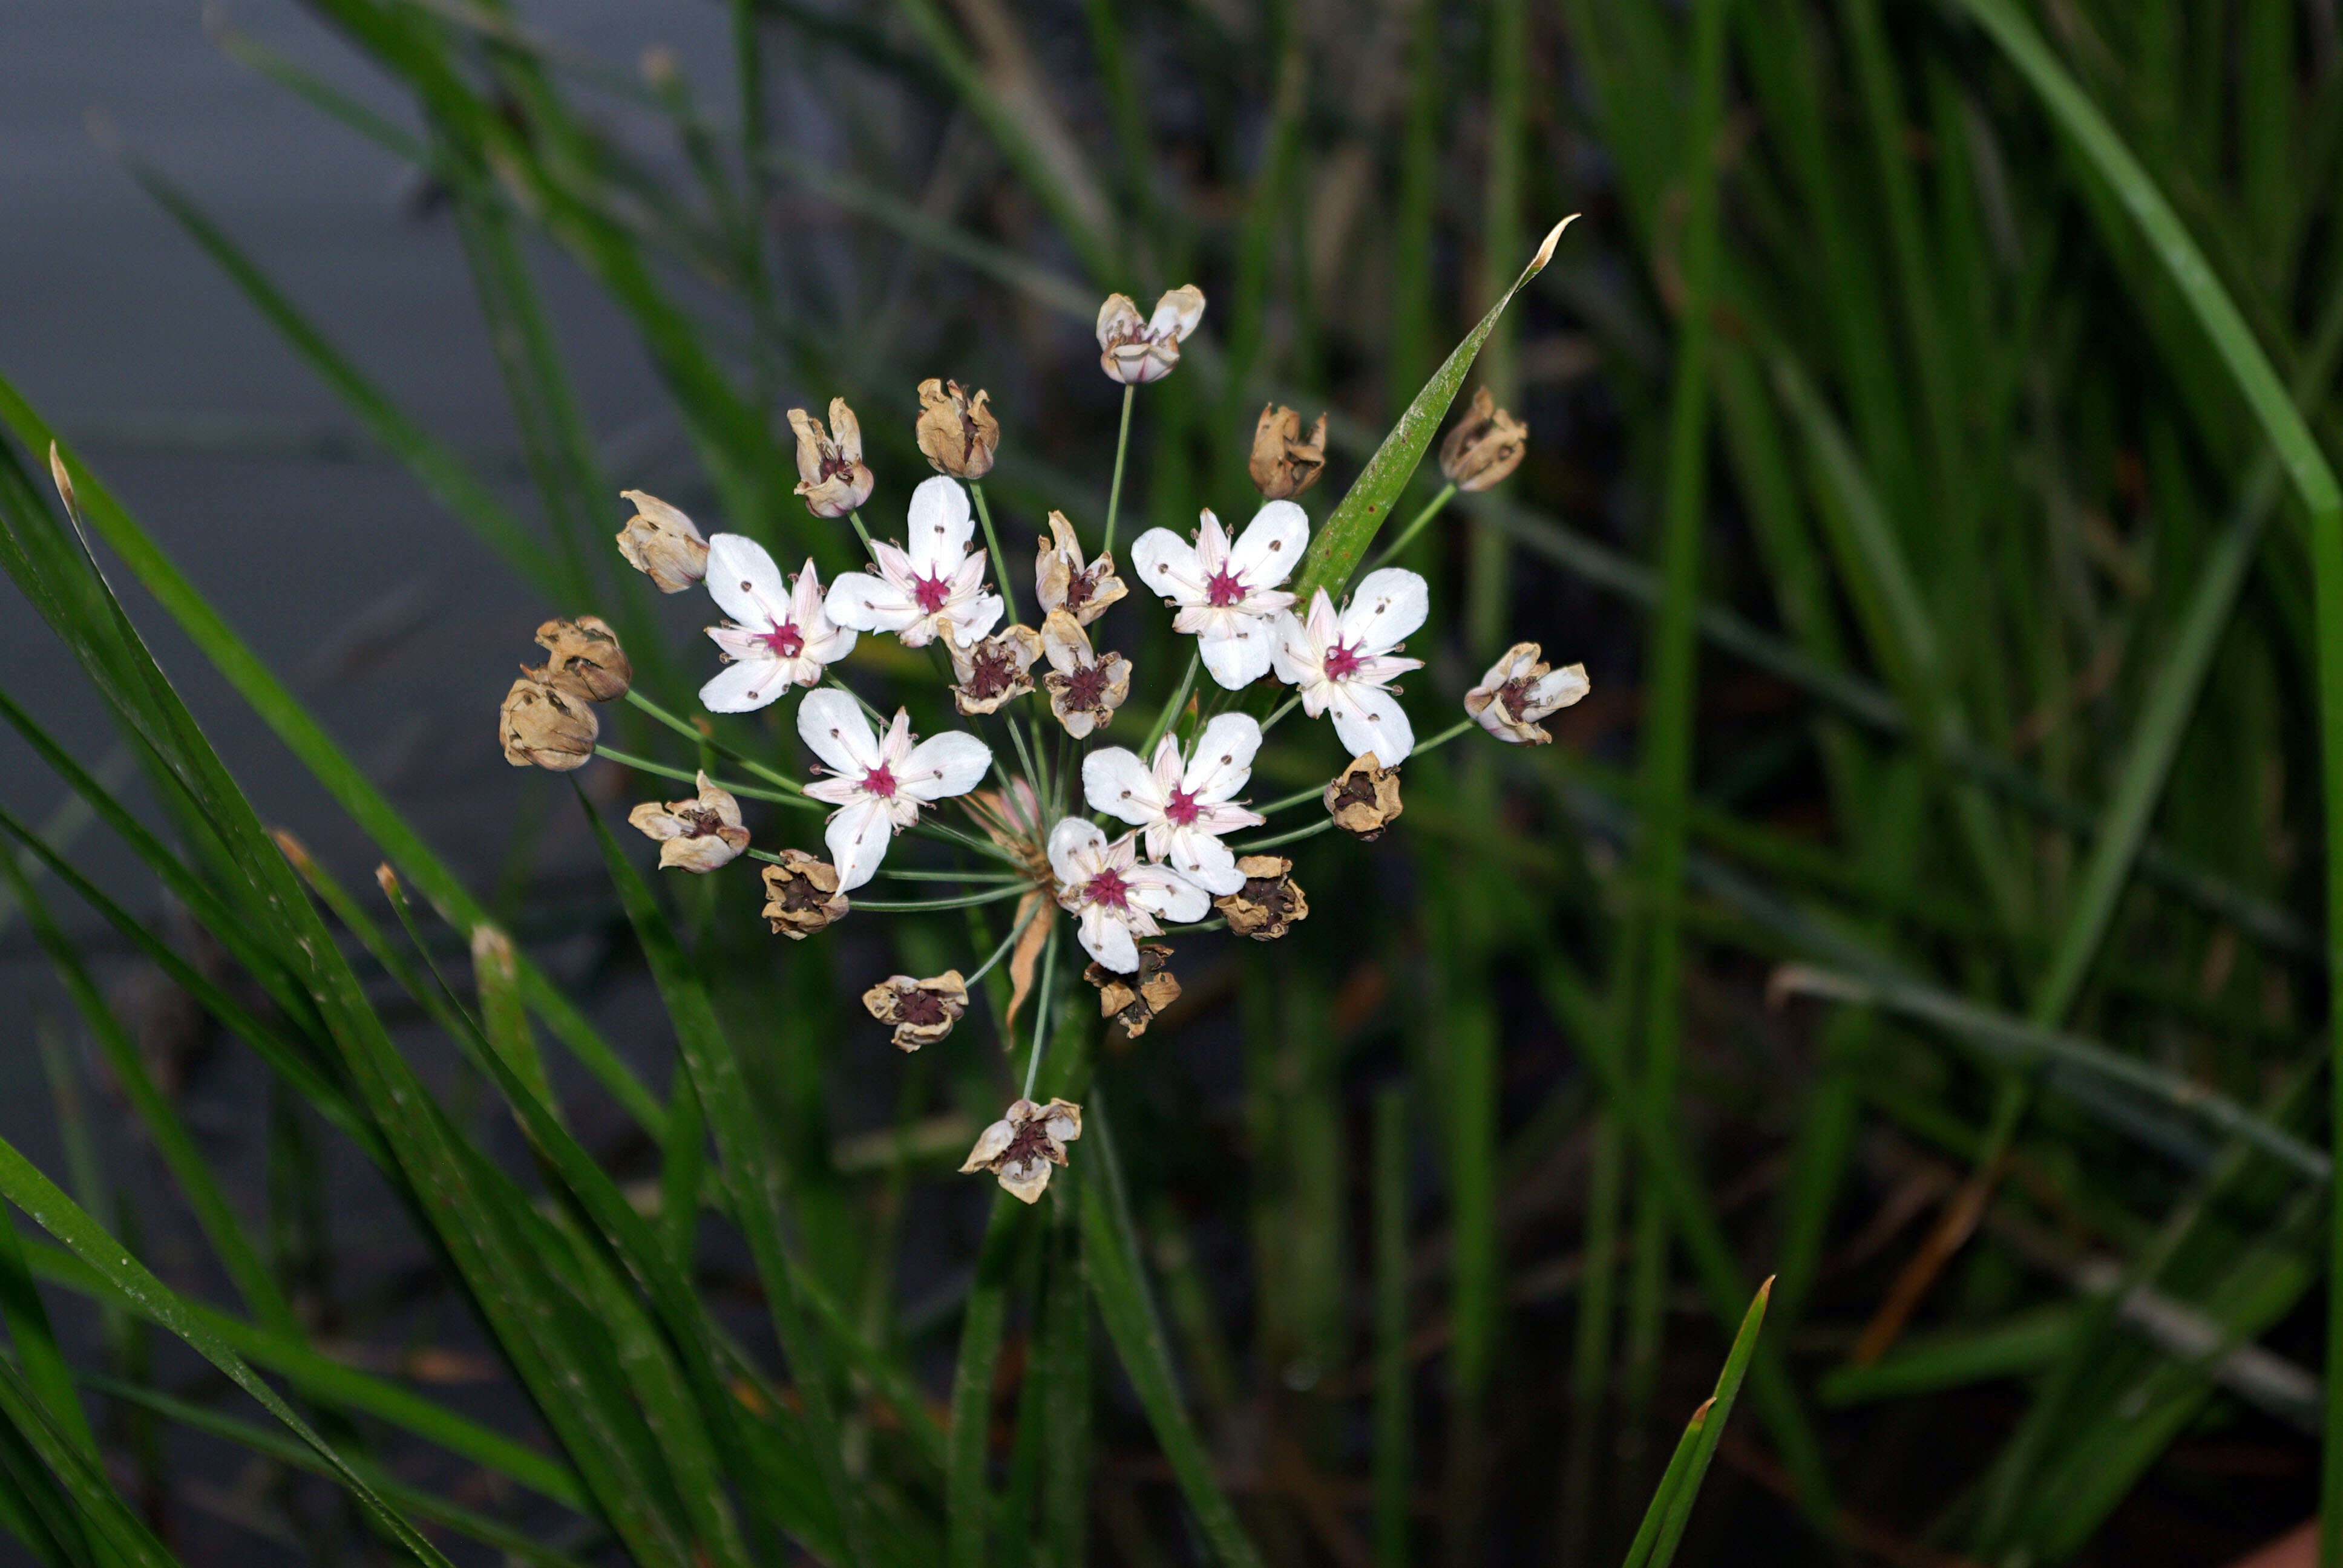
[969,483,1021,625]
[1366,482,1458,573]
[1102,382,1136,552]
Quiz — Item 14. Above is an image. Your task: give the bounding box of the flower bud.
[499,668,599,771]
[1323,752,1403,840]
[534,616,631,702]
[1096,286,1205,384]
[1437,387,1527,492]
[627,771,750,872]
[760,850,849,938]
[1086,944,1181,1038]
[615,490,709,593]
[1214,855,1308,939]
[1247,405,1328,500]
[914,378,1000,479]
[863,971,969,1051]
[787,398,875,518]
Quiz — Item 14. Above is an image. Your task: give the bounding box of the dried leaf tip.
[47,442,76,517]
[1688,1396,1716,1428]
[373,863,402,900]
[270,828,314,874]
[1527,214,1578,276]
[1756,1274,1776,1302]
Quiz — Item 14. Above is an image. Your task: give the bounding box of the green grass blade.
[1636,1280,1771,1568]
[948,1193,1021,1568]
[0,1356,172,1568]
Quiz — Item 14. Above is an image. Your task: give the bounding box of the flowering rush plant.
[500,223,1585,1205]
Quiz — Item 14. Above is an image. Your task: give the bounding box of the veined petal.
[1047,816,1109,886]
[802,774,860,807]
[1076,905,1138,974]
[1198,619,1277,690]
[1182,713,1262,802]
[705,534,788,628]
[1084,746,1164,825]
[788,558,829,630]
[798,688,879,775]
[699,658,786,714]
[825,797,895,891]
[1133,866,1212,924]
[906,475,975,576]
[1165,835,1245,896]
[1228,500,1308,587]
[943,588,1004,648]
[900,730,994,800]
[1130,528,1204,603]
[1341,567,1430,654]
[826,570,919,632]
[1331,684,1417,764]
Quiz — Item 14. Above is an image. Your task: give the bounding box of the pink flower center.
[1204,566,1248,607]
[761,623,806,659]
[1164,788,1201,826]
[1085,867,1132,909]
[912,572,952,614]
[860,764,898,799]
[1323,641,1365,681]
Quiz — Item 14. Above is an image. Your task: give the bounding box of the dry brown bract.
[615,489,710,593]
[1438,386,1528,492]
[1248,404,1328,500]
[1464,642,1591,745]
[1034,510,1127,626]
[499,668,599,771]
[787,397,876,518]
[534,616,631,702]
[914,378,1000,480]
[1214,855,1308,939]
[960,1097,1083,1203]
[948,624,1044,716]
[626,772,750,872]
[759,849,850,938]
[1096,286,1205,384]
[863,970,969,1051]
[1325,753,1403,840]
[1086,943,1181,1037]
[1040,610,1132,738]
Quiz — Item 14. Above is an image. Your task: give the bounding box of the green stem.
[1366,482,1458,573]
[1019,924,1063,1100]
[1258,694,1303,736]
[969,482,1021,625]
[597,748,815,809]
[851,885,1030,913]
[847,508,876,557]
[1142,650,1201,755]
[966,897,1047,988]
[1102,383,1136,553]
[622,688,807,794]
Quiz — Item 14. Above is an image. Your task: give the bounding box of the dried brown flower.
[1085,943,1181,1037]
[1464,642,1591,745]
[863,970,969,1051]
[1034,510,1127,626]
[626,772,750,872]
[960,1097,1083,1203]
[615,489,710,593]
[1437,386,1527,492]
[1247,404,1328,500]
[1096,286,1205,384]
[787,397,876,518]
[499,668,599,771]
[948,624,1044,716]
[1214,855,1308,939]
[534,616,631,702]
[1040,610,1132,738]
[759,849,849,938]
[914,378,1000,480]
[1324,753,1403,840]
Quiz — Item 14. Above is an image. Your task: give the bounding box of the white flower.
[798,689,992,889]
[1081,714,1265,895]
[825,475,1004,649]
[700,537,855,712]
[1046,818,1211,973]
[1096,286,1205,384]
[1130,502,1307,689]
[1464,641,1590,745]
[1271,568,1428,762]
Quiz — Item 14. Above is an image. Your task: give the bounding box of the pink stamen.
[860,764,899,799]
[1203,566,1247,607]
[1164,788,1201,827]
[1086,867,1132,909]
[1323,642,1364,681]
[761,623,806,659]
[912,573,952,614]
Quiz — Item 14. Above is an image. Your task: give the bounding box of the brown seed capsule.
[499,668,600,771]
[787,398,876,518]
[948,624,1044,716]
[534,616,631,702]
[615,490,710,593]
[1437,386,1527,492]
[862,970,969,1051]
[960,1097,1083,1203]
[759,850,850,938]
[1247,404,1329,500]
[626,772,750,872]
[1040,610,1132,738]
[1085,942,1182,1037]
[1324,752,1403,840]
[1214,855,1308,939]
[1034,510,1127,626]
[914,378,1000,480]
[1464,641,1591,745]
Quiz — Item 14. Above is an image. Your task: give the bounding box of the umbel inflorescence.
[503,276,1586,1204]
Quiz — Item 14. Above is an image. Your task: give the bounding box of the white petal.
[1047,817,1109,886]
[899,731,994,801]
[906,475,975,576]
[1141,867,1213,924]
[826,571,917,633]
[1083,747,1163,825]
[960,1117,1017,1172]
[824,797,895,890]
[1182,713,1261,802]
[705,534,789,628]
[1227,500,1308,587]
[1198,619,1277,689]
[1167,832,1245,895]
[943,589,1004,648]
[698,658,787,714]
[1095,293,1142,350]
[1331,685,1417,764]
[1529,662,1591,714]
[1076,906,1138,973]
[1130,529,1204,603]
[1149,286,1205,342]
[798,688,879,776]
[1341,567,1430,654]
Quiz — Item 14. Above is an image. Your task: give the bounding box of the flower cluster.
[502,276,1587,1206]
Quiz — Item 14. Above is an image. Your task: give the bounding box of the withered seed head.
[1040,610,1132,738]
[499,667,600,771]
[759,850,849,938]
[1034,510,1127,626]
[627,771,750,872]
[1247,404,1328,500]
[787,398,876,518]
[615,490,710,593]
[960,1097,1084,1203]
[1084,943,1182,1037]
[863,970,969,1051]
[534,616,631,702]
[1324,753,1403,840]
[948,624,1044,716]
[1437,386,1528,492]
[914,378,1000,480]
[1214,856,1308,939]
